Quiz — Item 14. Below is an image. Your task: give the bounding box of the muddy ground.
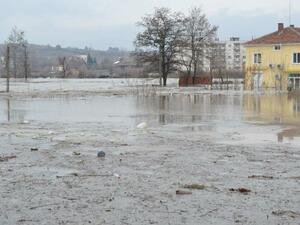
[0,79,300,225]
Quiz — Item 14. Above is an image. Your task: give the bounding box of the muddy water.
[1,93,300,145]
[1,91,300,225]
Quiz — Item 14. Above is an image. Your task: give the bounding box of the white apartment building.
[201,37,246,73]
[224,37,246,71]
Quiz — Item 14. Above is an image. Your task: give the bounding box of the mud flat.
[0,79,300,225]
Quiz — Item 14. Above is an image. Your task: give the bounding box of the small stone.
[97,151,106,158]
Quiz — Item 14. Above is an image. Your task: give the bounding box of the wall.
[245,44,300,90]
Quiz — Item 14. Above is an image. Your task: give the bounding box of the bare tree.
[6,27,30,80]
[179,7,217,81]
[135,8,185,86]
[23,44,30,80]
[5,46,10,92]
[7,27,27,78]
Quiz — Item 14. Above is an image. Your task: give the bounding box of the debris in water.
[22,120,30,124]
[272,210,300,218]
[176,190,192,195]
[0,155,17,162]
[73,152,81,156]
[31,148,39,151]
[248,175,274,180]
[287,176,300,180]
[137,122,147,129]
[97,151,106,158]
[229,188,251,194]
[184,184,206,190]
[113,173,120,179]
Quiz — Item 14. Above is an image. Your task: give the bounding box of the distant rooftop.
[245,23,300,45]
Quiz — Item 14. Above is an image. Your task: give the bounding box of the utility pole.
[289,0,292,25]
[6,45,10,93]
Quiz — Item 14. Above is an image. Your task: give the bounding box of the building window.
[293,53,300,64]
[254,53,262,64]
[273,45,281,50]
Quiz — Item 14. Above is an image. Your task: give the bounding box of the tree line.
[134,7,219,86]
[1,7,222,90]
[0,27,30,92]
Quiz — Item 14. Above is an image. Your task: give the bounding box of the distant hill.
[0,43,130,77]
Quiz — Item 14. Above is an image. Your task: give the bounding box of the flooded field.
[0,79,300,225]
[1,92,300,145]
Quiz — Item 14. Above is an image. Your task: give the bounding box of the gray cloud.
[0,0,299,49]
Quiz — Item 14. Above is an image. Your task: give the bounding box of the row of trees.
[0,27,31,92]
[4,27,30,80]
[135,7,218,86]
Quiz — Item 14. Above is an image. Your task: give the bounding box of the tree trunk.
[159,52,162,86]
[193,61,197,85]
[6,46,10,93]
[163,76,167,86]
[210,68,213,90]
[24,45,28,81]
[13,50,17,79]
[161,49,167,87]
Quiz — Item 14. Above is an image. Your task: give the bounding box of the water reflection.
[159,96,167,125]
[136,94,244,126]
[244,94,300,125]
[2,98,27,123]
[1,93,300,144]
[2,98,26,122]
[244,94,300,143]
[278,128,300,143]
[7,99,10,122]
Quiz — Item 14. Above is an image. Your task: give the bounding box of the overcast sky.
[0,0,299,50]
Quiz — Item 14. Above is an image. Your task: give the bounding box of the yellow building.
[244,23,300,91]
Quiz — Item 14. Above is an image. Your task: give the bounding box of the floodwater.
[1,93,300,146]
[1,79,300,225]
[0,78,179,93]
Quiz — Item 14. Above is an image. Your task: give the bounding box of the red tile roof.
[245,26,300,45]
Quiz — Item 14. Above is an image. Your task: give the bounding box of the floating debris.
[31,148,39,152]
[184,184,206,190]
[73,152,81,156]
[0,155,17,162]
[272,210,300,218]
[176,190,192,195]
[137,122,147,129]
[113,173,120,179]
[229,188,251,194]
[248,175,274,180]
